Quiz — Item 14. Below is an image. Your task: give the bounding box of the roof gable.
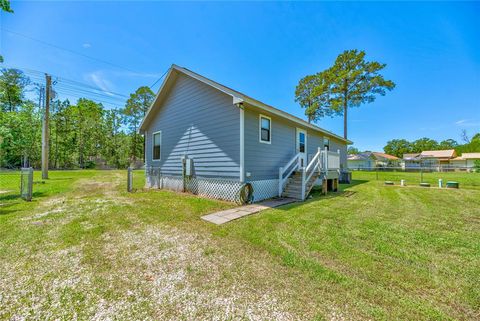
[420,149,456,158]
[139,64,351,144]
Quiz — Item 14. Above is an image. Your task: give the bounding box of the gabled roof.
[139,64,352,144]
[403,153,421,160]
[452,152,480,160]
[348,153,374,161]
[420,149,456,159]
[371,152,399,160]
[347,152,398,161]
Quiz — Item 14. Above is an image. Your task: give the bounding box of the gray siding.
[144,74,240,178]
[244,105,348,180]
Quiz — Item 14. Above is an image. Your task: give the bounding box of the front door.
[296,128,307,167]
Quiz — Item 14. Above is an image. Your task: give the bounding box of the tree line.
[0,68,155,169]
[348,134,480,158]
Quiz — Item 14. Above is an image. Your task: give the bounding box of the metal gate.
[0,167,33,203]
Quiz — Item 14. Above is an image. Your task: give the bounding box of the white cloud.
[454,119,480,127]
[85,71,115,96]
[82,43,91,48]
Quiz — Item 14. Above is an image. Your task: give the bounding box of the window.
[259,115,271,143]
[298,132,305,153]
[323,137,330,151]
[153,131,161,160]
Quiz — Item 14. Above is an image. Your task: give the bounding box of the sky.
[1,1,479,151]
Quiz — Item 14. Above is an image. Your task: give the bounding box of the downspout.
[235,98,245,183]
[239,103,245,183]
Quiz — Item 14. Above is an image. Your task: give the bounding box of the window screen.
[260,116,271,143]
[153,132,161,160]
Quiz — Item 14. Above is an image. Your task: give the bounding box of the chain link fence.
[351,166,480,189]
[0,168,33,204]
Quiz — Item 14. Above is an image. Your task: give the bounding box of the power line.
[1,28,140,74]
[1,64,129,99]
[150,68,169,89]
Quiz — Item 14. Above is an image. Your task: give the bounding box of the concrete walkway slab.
[201,198,296,225]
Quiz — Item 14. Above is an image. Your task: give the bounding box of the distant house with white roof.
[347,152,399,170]
[450,152,480,170]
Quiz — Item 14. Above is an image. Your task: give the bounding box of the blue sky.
[1,1,479,151]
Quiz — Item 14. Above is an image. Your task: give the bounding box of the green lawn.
[0,170,479,320]
[351,170,480,189]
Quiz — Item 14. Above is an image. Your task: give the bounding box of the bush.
[474,160,480,173]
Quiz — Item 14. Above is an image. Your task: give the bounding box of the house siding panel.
[244,105,348,180]
[144,74,240,179]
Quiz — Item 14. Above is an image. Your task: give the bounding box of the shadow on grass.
[267,179,369,212]
[0,191,47,216]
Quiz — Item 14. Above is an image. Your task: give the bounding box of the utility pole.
[41,74,51,179]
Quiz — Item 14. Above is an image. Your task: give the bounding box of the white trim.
[296,128,307,166]
[323,137,330,151]
[239,105,245,183]
[152,131,162,161]
[259,114,272,144]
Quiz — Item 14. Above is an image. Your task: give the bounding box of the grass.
[351,170,480,189]
[0,170,479,320]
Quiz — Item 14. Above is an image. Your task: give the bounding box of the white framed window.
[259,114,271,144]
[152,131,161,160]
[323,137,330,151]
[297,128,307,153]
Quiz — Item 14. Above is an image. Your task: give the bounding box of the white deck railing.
[327,150,340,170]
[278,153,302,197]
[278,147,341,199]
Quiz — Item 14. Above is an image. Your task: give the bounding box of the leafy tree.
[474,160,480,173]
[456,132,480,154]
[123,86,155,162]
[412,137,439,153]
[0,0,13,63]
[296,49,395,139]
[347,146,360,154]
[0,0,13,13]
[0,69,31,112]
[0,101,41,167]
[383,139,412,158]
[438,139,458,150]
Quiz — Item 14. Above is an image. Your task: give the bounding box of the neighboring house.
[347,152,399,170]
[420,149,457,170]
[403,153,421,170]
[450,152,480,170]
[139,64,351,202]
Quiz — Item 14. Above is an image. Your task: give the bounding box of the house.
[347,152,399,170]
[420,149,457,170]
[139,64,351,203]
[450,152,480,171]
[402,153,421,170]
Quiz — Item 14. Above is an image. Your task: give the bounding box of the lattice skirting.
[145,169,242,203]
[145,168,279,203]
[249,179,279,202]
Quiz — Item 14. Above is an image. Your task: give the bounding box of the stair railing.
[305,147,323,185]
[302,147,324,200]
[278,153,302,196]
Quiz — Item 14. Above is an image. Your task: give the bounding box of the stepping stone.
[201,197,296,225]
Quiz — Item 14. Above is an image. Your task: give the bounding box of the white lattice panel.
[188,178,243,202]
[145,167,243,203]
[161,176,183,192]
[249,179,279,202]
